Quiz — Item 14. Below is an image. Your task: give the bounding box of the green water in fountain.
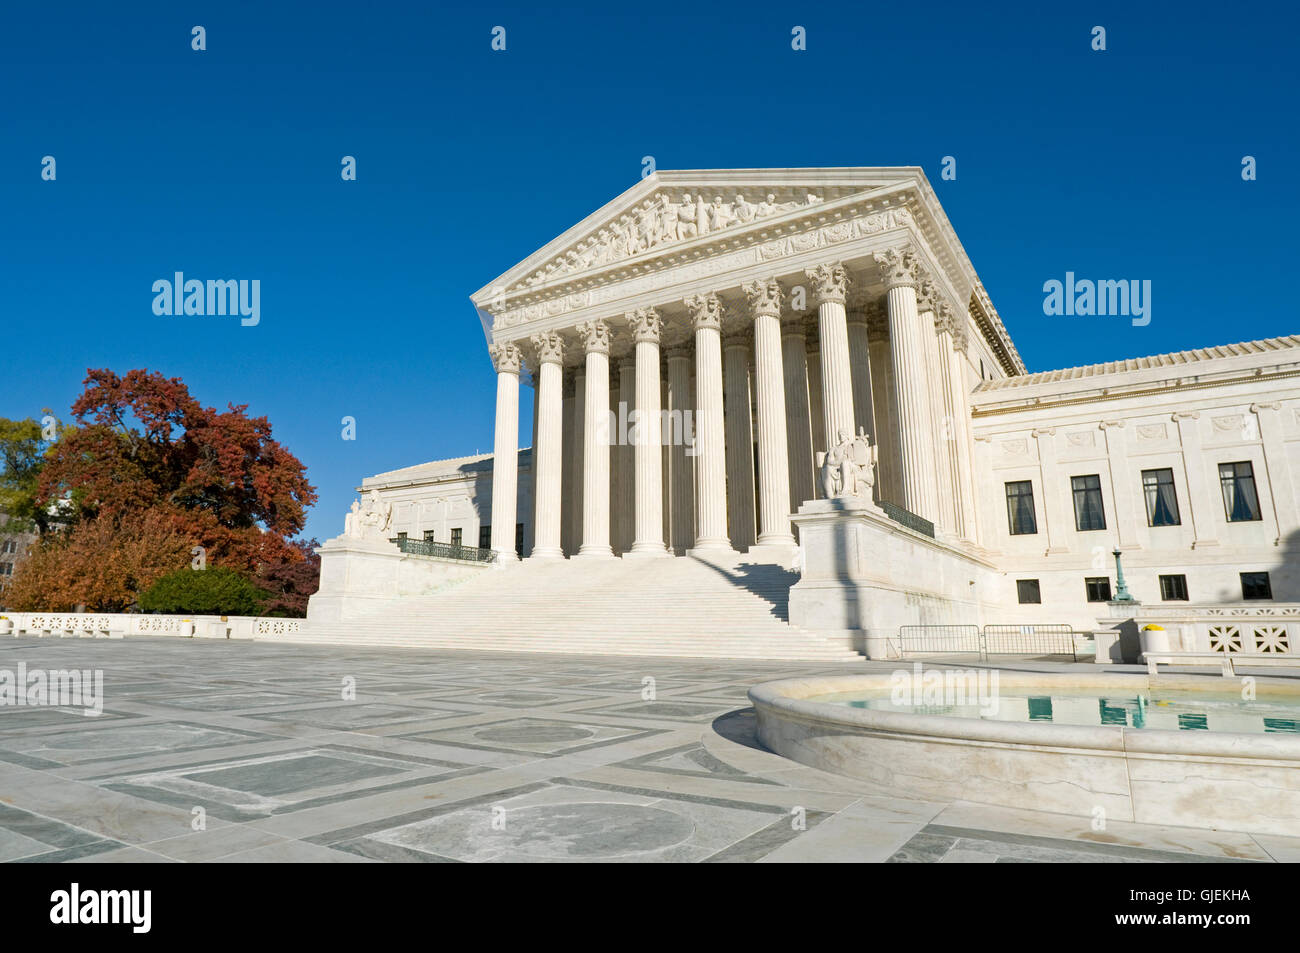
[807,689,1300,735]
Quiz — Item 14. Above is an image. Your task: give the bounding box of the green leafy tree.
[139,566,269,616]
[0,413,66,533]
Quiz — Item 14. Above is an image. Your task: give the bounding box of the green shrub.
[139,567,269,616]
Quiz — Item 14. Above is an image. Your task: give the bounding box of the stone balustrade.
[1129,604,1299,655]
[0,612,302,640]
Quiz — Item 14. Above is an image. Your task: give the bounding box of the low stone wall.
[0,612,301,640]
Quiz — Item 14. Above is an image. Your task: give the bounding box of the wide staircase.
[291,554,863,662]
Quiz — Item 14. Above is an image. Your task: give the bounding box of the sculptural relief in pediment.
[523,189,833,289]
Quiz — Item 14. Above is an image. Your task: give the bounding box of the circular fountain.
[749,670,1300,836]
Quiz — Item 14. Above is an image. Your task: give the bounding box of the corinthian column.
[807,262,855,449]
[615,356,636,553]
[665,344,694,553]
[917,281,956,534]
[488,341,523,560]
[845,290,877,446]
[781,316,815,510]
[743,277,794,546]
[723,330,756,551]
[938,306,978,542]
[685,292,732,551]
[875,246,938,522]
[626,308,668,556]
[527,332,565,559]
[576,320,613,558]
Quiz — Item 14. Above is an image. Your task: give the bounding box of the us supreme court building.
[309,168,1300,658]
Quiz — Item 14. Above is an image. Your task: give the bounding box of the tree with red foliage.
[37,369,317,575]
[256,538,321,617]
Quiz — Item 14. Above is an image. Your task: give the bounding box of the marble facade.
[319,168,1300,639]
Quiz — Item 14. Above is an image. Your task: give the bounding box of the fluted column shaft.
[568,367,586,554]
[665,348,695,553]
[615,358,635,553]
[846,316,876,443]
[781,321,815,510]
[628,309,668,555]
[528,334,564,559]
[918,298,956,535]
[940,315,978,542]
[877,248,939,522]
[489,342,523,560]
[686,293,731,550]
[577,321,613,558]
[745,278,794,545]
[723,335,757,550]
[807,263,856,450]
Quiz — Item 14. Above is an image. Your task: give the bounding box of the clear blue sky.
[2,0,1295,542]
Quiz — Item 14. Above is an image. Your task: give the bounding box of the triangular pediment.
[470,168,924,306]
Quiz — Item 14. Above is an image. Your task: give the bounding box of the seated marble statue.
[819,427,877,500]
[345,492,392,539]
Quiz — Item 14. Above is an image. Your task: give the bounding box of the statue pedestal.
[789,497,994,658]
[306,534,491,623]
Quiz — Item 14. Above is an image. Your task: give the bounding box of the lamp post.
[1112,548,1135,603]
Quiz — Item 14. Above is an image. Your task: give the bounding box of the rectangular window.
[1220,461,1262,522]
[1159,574,1189,601]
[396,532,407,543]
[1016,579,1041,604]
[1141,468,1181,527]
[1241,572,1273,600]
[423,530,436,542]
[450,528,463,547]
[1071,475,1106,531]
[478,525,491,550]
[1085,577,1112,602]
[1005,481,1038,535]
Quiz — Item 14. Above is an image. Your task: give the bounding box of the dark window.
[424,530,436,542]
[396,532,407,542]
[1142,468,1181,527]
[1071,475,1106,531]
[478,525,491,549]
[1159,574,1189,601]
[1220,461,1262,522]
[1241,572,1273,600]
[450,528,463,547]
[515,523,524,558]
[1005,481,1037,535]
[1085,577,1112,602]
[1016,579,1041,604]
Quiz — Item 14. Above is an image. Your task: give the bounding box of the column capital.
[529,331,565,366]
[684,292,724,331]
[490,341,524,374]
[916,278,941,314]
[742,277,784,318]
[1251,401,1283,414]
[873,245,920,290]
[665,342,692,361]
[1171,410,1200,422]
[805,262,850,305]
[576,319,611,354]
[626,307,663,344]
[1099,419,1126,430]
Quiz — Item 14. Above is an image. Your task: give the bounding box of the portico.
[472,169,1016,561]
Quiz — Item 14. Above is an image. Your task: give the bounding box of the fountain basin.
[749,671,1300,836]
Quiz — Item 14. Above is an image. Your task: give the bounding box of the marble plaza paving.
[0,637,1297,863]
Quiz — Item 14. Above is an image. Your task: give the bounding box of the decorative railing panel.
[390,537,496,563]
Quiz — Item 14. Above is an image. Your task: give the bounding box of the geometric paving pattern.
[0,637,1295,863]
